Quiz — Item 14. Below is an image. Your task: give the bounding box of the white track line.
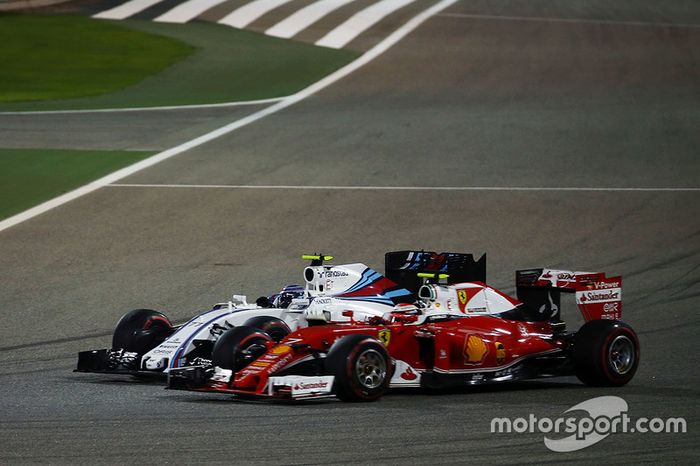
[218,0,295,29]
[316,0,415,49]
[93,0,164,20]
[108,184,700,192]
[154,0,230,23]
[266,0,357,39]
[0,97,287,116]
[438,12,700,29]
[0,0,459,233]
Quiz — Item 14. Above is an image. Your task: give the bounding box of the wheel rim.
[354,349,387,389]
[234,338,269,369]
[608,335,635,375]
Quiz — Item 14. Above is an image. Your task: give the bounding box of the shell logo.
[400,366,418,381]
[464,335,488,364]
[270,344,291,354]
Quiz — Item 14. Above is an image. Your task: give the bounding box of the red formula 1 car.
[168,251,639,402]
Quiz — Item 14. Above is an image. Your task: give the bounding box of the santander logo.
[401,367,418,381]
[297,381,329,390]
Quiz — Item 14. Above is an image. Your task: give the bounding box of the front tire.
[211,326,274,371]
[243,316,290,342]
[573,319,640,386]
[325,334,390,402]
[112,309,173,355]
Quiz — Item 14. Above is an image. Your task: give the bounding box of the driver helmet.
[271,284,305,308]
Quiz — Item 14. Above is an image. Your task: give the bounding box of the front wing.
[167,366,335,401]
[75,349,165,378]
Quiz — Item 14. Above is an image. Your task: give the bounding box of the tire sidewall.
[573,319,640,386]
[112,309,173,354]
[326,334,390,402]
[599,325,640,384]
[211,326,274,371]
[242,316,291,343]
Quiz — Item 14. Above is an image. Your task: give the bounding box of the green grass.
[0,14,193,103]
[0,15,360,218]
[0,15,360,111]
[0,149,152,220]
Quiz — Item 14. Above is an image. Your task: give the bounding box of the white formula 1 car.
[76,254,423,376]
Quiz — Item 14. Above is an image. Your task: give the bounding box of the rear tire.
[573,319,640,386]
[325,334,390,402]
[243,316,290,342]
[211,326,274,371]
[112,309,173,355]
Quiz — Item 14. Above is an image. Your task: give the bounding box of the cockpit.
[418,282,522,317]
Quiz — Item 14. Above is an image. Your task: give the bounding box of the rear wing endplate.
[516,268,622,321]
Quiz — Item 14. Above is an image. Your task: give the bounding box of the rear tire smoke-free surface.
[211,325,274,371]
[112,309,173,355]
[573,319,640,387]
[325,334,390,402]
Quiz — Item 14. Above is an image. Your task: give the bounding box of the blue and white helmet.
[271,284,305,308]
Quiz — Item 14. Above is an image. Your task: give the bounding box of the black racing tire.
[112,309,173,355]
[325,334,390,402]
[573,319,640,387]
[211,326,274,371]
[242,316,290,343]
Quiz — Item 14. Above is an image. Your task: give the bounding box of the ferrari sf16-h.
[168,251,639,401]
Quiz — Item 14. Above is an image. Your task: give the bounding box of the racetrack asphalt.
[1,0,699,463]
[0,104,271,151]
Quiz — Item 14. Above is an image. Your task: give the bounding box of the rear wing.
[516,268,622,321]
[385,251,486,293]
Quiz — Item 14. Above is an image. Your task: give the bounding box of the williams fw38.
[76,254,415,377]
[167,251,640,402]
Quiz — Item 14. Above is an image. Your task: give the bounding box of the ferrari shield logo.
[378,329,391,347]
[495,342,506,364]
[457,289,468,304]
